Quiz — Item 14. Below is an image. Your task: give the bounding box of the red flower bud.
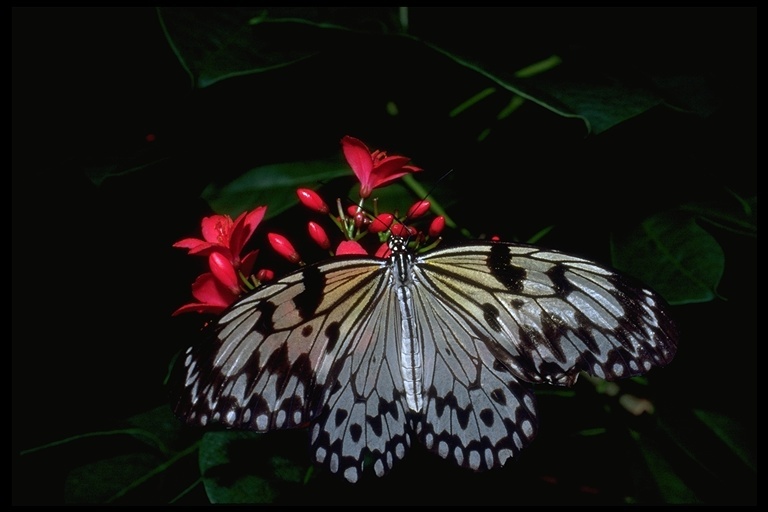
[407,200,431,219]
[256,268,275,282]
[369,213,395,233]
[308,221,331,250]
[296,188,329,214]
[390,223,415,237]
[353,211,366,230]
[208,251,240,294]
[428,216,446,237]
[268,233,301,264]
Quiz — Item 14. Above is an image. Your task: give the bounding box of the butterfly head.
[387,234,410,256]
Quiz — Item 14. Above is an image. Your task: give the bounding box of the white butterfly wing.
[417,242,677,386]
[174,239,677,483]
[176,258,388,431]
[408,273,539,471]
[309,281,411,482]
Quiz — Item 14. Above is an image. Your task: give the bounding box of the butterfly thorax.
[388,235,424,412]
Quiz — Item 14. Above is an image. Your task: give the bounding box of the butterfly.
[173,235,677,483]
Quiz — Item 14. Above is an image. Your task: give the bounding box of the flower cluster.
[172,207,267,315]
[174,136,444,315]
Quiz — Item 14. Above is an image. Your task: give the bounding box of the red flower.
[172,272,239,316]
[173,206,266,315]
[174,206,266,267]
[341,136,421,198]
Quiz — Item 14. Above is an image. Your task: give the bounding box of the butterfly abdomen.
[396,284,424,412]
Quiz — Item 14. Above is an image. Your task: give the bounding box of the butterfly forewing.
[417,242,677,385]
[176,258,387,430]
[174,237,677,482]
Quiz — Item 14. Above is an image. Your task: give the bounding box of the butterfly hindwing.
[310,285,411,482]
[409,273,539,470]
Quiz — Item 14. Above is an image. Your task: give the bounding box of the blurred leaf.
[202,158,351,217]
[82,149,170,186]
[422,42,664,134]
[652,407,757,505]
[125,405,186,456]
[158,7,402,88]
[680,194,757,238]
[199,431,308,504]
[64,453,162,504]
[610,210,724,305]
[157,7,707,135]
[629,429,701,504]
[693,409,756,472]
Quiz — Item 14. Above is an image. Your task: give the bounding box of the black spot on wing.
[334,408,348,427]
[489,388,507,406]
[325,322,341,353]
[546,264,574,295]
[482,303,502,332]
[261,342,286,373]
[479,408,495,427]
[487,244,526,293]
[349,423,363,443]
[264,343,291,394]
[430,388,472,430]
[253,300,276,336]
[293,265,324,319]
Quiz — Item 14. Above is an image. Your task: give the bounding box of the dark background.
[13,7,755,504]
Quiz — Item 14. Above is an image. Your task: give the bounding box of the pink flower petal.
[230,206,266,256]
[240,249,259,277]
[173,237,206,250]
[341,136,373,183]
[335,240,368,256]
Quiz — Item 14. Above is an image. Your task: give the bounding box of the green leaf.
[125,405,186,456]
[201,158,352,217]
[679,194,757,238]
[198,431,308,504]
[64,453,163,504]
[652,407,757,504]
[157,7,699,134]
[422,42,664,134]
[158,7,402,89]
[610,210,724,305]
[693,409,756,472]
[629,429,701,504]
